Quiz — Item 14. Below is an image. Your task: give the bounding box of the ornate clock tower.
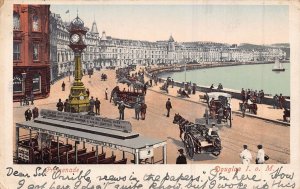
[67,15,89,112]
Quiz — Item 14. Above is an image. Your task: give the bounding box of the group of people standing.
[273,93,286,109]
[89,96,101,115]
[56,98,73,112]
[24,107,39,121]
[134,101,147,120]
[240,144,268,165]
[241,88,265,104]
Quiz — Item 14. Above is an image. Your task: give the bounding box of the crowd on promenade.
[19,66,288,164]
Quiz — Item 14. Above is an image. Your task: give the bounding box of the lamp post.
[21,71,27,105]
[68,66,71,82]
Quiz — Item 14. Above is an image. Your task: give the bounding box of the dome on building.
[91,21,99,34]
[169,35,175,42]
[70,15,84,29]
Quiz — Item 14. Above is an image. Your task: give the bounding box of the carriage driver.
[208,124,218,136]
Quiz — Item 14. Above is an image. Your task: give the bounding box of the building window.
[33,43,39,61]
[32,15,39,32]
[13,42,21,60]
[13,12,20,30]
[13,75,23,93]
[32,73,41,92]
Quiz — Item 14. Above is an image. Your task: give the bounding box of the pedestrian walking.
[166,98,172,117]
[273,94,279,109]
[62,81,65,91]
[279,94,285,109]
[24,108,32,121]
[56,99,64,112]
[141,102,147,120]
[89,96,95,113]
[256,144,265,164]
[241,102,246,118]
[192,84,196,94]
[95,98,101,115]
[176,149,187,164]
[118,101,126,120]
[30,90,34,105]
[86,89,90,97]
[240,145,252,165]
[105,88,108,100]
[134,102,141,120]
[32,107,39,120]
[171,79,174,88]
[64,99,70,112]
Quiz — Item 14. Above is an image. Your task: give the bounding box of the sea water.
[160,63,290,96]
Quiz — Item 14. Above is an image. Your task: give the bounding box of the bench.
[50,144,73,158]
[86,153,106,164]
[77,151,96,164]
[60,148,87,164]
[98,155,116,164]
[114,158,127,164]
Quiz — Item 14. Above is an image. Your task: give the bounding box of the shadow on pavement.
[167,137,184,148]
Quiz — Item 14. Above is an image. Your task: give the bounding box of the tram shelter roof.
[16,110,166,155]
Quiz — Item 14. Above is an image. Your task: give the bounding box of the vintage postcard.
[1,0,300,188]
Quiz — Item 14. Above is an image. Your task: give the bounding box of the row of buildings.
[13,4,288,101]
[50,13,287,81]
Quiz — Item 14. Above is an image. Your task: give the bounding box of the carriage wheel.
[184,135,194,159]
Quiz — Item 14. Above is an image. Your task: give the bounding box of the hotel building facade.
[13,5,51,101]
[49,15,287,81]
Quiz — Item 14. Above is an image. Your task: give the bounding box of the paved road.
[13,69,290,164]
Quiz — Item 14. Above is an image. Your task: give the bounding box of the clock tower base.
[69,84,90,113]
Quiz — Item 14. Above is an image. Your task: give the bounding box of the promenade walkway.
[149,84,289,126]
[13,69,290,164]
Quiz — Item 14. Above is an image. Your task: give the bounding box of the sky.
[50,4,289,45]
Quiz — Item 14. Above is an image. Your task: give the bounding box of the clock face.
[71,34,80,44]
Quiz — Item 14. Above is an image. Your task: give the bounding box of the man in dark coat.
[61,81,65,91]
[64,99,70,112]
[32,107,39,120]
[86,89,90,97]
[118,101,126,120]
[166,98,172,117]
[105,88,108,100]
[134,102,141,120]
[176,149,187,164]
[89,96,95,113]
[30,90,34,105]
[141,102,147,120]
[95,98,101,115]
[25,108,32,121]
[56,99,64,111]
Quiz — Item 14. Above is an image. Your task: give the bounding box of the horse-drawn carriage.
[173,114,222,159]
[206,92,232,127]
[239,99,258,115]
[110,86,145,108]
